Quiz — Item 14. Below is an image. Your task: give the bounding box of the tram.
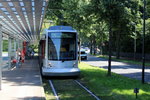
[39,26,80,76]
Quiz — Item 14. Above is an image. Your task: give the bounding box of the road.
[1,52,9,70]
[83,55,150,83]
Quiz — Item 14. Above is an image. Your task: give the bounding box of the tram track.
[48,79,101,100]
[49,80,60,100]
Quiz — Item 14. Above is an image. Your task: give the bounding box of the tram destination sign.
[49,32,75,38]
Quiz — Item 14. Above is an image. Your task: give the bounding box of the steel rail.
[49,80,60,100]
[75,80,101,100]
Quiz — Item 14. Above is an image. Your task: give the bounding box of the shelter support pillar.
[21,41,23,49]
[14,39,16,56]
[17,40,19,50]
[17,40,22,50]
[0,24,2,90]
[8,37,12,68]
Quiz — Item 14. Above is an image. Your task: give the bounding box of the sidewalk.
[0,59,45,100]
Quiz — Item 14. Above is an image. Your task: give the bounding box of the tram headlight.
[48,63,52,67]
[73,62,77,67]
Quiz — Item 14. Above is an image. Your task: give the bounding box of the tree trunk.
[116,30,121,59]
[108,18,112,76]
[93,36,96,55]
[78,38,81,63]
[90,38,93,54]
[134,38,136,61]
[101,44,103,55]
[101,31,104,55]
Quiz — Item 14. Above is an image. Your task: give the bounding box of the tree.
[45,0,150,56]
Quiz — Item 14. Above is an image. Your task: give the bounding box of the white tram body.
[39,26,80,76]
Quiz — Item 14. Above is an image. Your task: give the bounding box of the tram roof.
[0,0,49,41]
[48,26,75,31]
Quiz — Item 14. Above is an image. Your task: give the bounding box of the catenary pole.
[0,24,2,90]
[142,0,146,84]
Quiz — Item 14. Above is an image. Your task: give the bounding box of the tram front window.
[48,32,76,60]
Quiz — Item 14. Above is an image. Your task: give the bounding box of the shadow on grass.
[42,75,80,80]
[18,96,45,100]
[79,63,150,100]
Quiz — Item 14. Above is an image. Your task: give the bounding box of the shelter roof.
[0,0,49,41]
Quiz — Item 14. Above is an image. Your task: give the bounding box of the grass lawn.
[43,62,150,100]
[43,79,56,100]
[79,62,150,100]
[96,55,150,67]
